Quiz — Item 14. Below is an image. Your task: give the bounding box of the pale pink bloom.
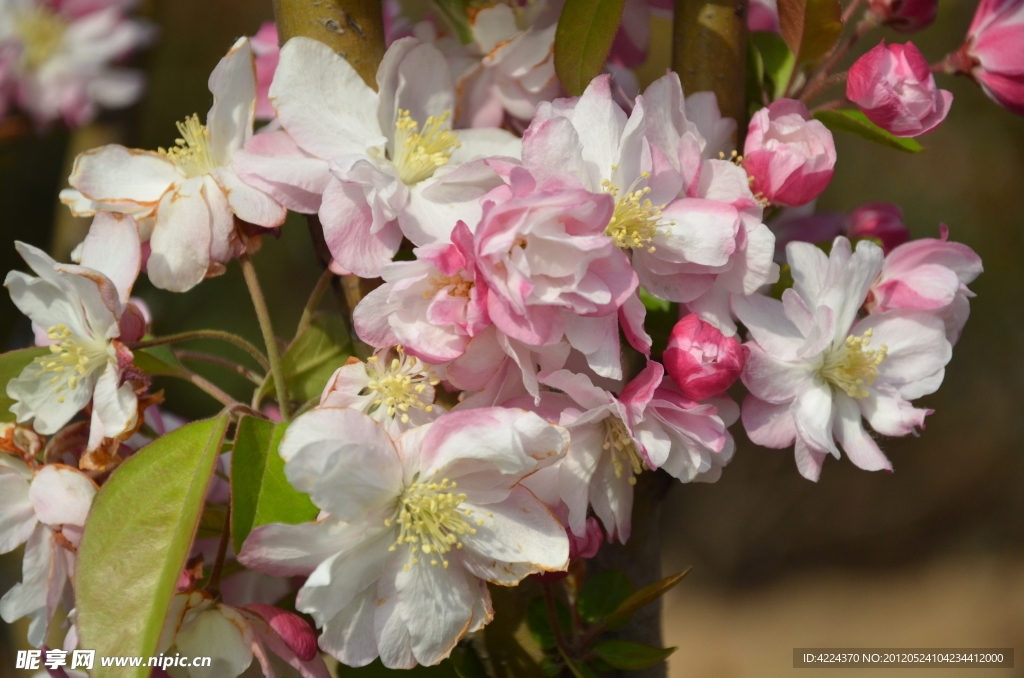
[236,36,519,277]
[664,313,746,400]
[865,225,983,344]
[0,459,96,647]
[158,591,330,678]
[353,221,490,364]
[847,41,953,137]
[957,0,1024,115]
[846,202,910,252]
[62,37,286,292]
[474,167,638,379]
[734,237,952,481]
[749,0,781,32]
[250,21,279,121]
[743,99,836,207]
[867,0,938,32]
[318,347,442,437]
[238,407,569,668]
[0,0,153,128]
[6,214,142,450]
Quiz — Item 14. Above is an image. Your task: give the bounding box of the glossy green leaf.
[0,347,47,422]
[260,314,351,403]
[577,569,633,623]
[603,568,692,631]
[778,0,842,65]
[231,416,318,552]
[752,32,796,100]
[814,109,924,153]
[554,0,626,96]
[638,288,670,313]
[592,640,676,670]
[76,414,230,678]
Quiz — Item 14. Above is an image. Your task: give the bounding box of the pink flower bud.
[743,100,837,207]
[846,202,910,253]
[749,0,781,33]
[243,604,320,661]
[868,0,938,32]
[847,41,953,137]
[251,22,279,121]
[569,517,605,560]
[960,0,1024,116]
[663,313,746,400]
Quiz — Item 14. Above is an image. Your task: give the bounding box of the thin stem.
[167,366,239,408]
[842,0,866,25]
[810,98,849,113]
[295,268,335,339]
[798,16,876,103]
[240,254,292,421]
[542,581,579,672]
[206,505,232,598]
[129,330,270,371]
[174,350,265,385]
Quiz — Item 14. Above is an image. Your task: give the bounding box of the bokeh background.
[1,0,1022,676]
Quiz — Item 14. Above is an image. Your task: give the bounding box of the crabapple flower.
[250,22,279,121]
[865,225,983,344]
[749,0,781,32]
[955,0,1024,115]
[847,202,911,252]
[0,0,153,128]
[62,37,286,292]
[243,36,520,277]
[158,591,330,678]
[6,214,143,451]
[768,201,909,256]
[663,313,746,400]
[474,167,637,378]
[734,237,953,481]
[238,407,569,669]
[353,222,490,364]
[0,459,97,647]
[867,0,938,32]
[847,41,953,137]
[318,347,441,437]
[743,100,836,206]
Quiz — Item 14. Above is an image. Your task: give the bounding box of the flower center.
[34,324,108,403]
[158,115,219,178]
[365,348,440,424]
[820,328,888,398]
[602,172,667,253]
[386,478,483,569]
[16,7,66,71]
[423,272,474,299]
[603,416,645,485]
[391,109,460,185]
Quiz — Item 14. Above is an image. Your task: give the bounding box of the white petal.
[69,145,178,206]
[77,212,141,307]
[318,586,379,667]
[147,177,212,292]
[28,465,96,527]
[207,37,257,166]
[0,464,36,554]
[238,517,365,577]
[833,393,892,472]
[395,553,474,666]
[175,607,254,678]
[297,529,392,628]
[86,365,138,451]
[211,167,287,228]
[0,525,53,646]
[7,360,98,436]
[374,557,417,669]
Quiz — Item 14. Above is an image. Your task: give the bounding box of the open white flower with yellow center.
[5,213,143,451]
[238,36,521,277]
[318,347,441,437]
[734,237,953,481]
[0,0,153,128]
[238,407,569,669]
[61,37,287,292]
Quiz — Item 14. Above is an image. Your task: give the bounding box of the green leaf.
[577,569,633,623]
[813,109,924,153]
[132,345,187,378]
[603,568,692,631]
[554,0,626,96]
[777,0,842,65]
[260,314,351,403]
[0,347,47,422]
[638,288,670,313]
[592,640,676,670]
[432,0,474,44]
[231,416,319,552]
[76,414,230,678]
[752,32,796,101]
[526,596,571,651]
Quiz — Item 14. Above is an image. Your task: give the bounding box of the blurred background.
[0,0,1021,676]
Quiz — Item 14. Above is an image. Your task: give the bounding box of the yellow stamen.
[16,7,66,71]
[363,347,440,423]
[392,109,460,185]
[158,115,218,178]
[602,172,669,253]
[820,328,888,398]
[603,416,645,485]
[388,477,477,568]
[422,272,474,299]
[34,324,107,399]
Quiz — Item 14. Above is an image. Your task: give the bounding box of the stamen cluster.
[603,416,645,485]
[364,348,440,423]
[159,115,218,178]
[821,328,888,398]
[602,172,667,252]
[385,478,481,569]
[392,109,461,185]
[35,324,106,403]
[16,6,67,71]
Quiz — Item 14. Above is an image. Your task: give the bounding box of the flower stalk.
[240,253,291,421]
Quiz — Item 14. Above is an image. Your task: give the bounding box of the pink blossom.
[867,0,938,32]
[769,201,909,256]
[664,313,746,400]
[847,202,910,252]
[250,22,279,121]
[847,41,953,137]
[743,99,836,207]
[474,167,637,377]
[866,225,982,344]
[959,0,1024,115]
[749,0,781,33]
